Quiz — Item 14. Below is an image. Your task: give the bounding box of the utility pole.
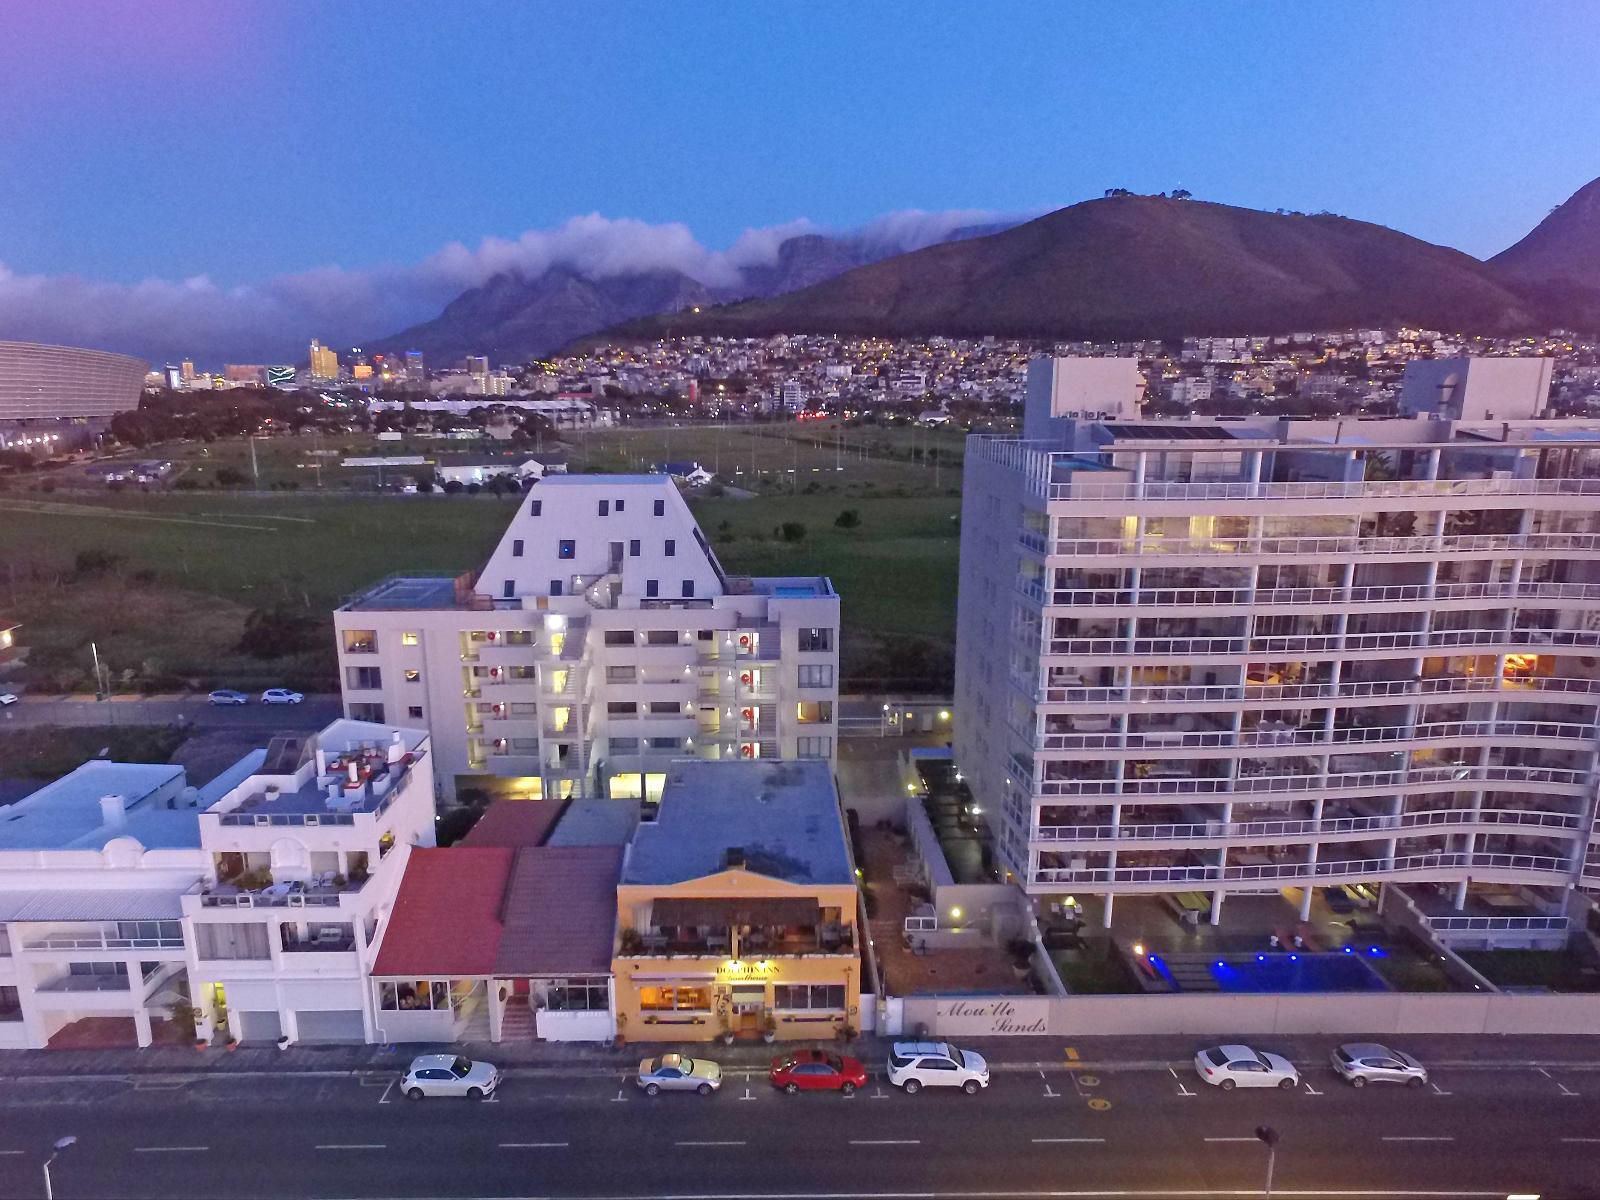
[44,1135,76,1200]
[249,435,259,488]
[1256,1126,1279,1199]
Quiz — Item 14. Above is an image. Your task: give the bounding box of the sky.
[1,0,1598,364]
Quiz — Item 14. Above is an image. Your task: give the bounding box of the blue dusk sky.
[0,0,1596,362]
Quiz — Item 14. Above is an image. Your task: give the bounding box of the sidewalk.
[6,1032,1600,1081]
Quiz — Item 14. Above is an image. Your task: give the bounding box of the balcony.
[197,872,366,909]
[281,929,357,954]
[1033,850,1574,888]
[1032,806,1587,847]
[1034,762,1591,799]
[1048,580,1600,612]
[1044,530,1600,560]
[1038,718,1597,754]
[1039,674,1600,708]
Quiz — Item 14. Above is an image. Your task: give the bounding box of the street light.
[1255,1126,1278,1199]
[43,1136,76,1200]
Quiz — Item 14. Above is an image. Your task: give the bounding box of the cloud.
[0,208,1017,365]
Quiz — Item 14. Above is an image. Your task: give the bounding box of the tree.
[834,509,861,529]
[779,522,806,543]
[443,479,464,495]
[1172,188,1193,200]
[214,466,248,487]
[236,604,320,659]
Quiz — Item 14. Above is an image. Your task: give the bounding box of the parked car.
[1194,1044,1300,1091]
[1331,1042,1428,1088]
[401,1054,499,1100]
[260,688,304,705]
[637,1053,721,1096]
[770,1049,868,1095]
[208,689,249,706]
[0,693,17,707]
[886,1041,989,1095]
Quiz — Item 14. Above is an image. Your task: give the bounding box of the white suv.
[886,1041,989,1095]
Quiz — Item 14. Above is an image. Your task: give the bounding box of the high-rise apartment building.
[309,339,339,381]
[957,355,1600,937]
[334,475,840,803]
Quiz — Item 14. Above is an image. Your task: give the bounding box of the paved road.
[0,1056,1592,1199]
[0,694,342,730]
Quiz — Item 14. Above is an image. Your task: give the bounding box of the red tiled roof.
[458,799,566,849]
[496,846,623,976]
[371,848,512,977]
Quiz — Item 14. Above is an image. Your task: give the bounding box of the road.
[0,1055,1592,1199]
[0,694,342,731]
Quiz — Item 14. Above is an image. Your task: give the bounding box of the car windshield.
[676,1057,694,1074]
[825,1055,842,1071]
[451,1057,472,1077]
[958,1050,978,1070]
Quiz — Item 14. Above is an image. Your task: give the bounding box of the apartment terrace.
[205,743,425,827]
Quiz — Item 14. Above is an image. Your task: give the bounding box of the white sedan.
[0,693,17,707]
[261,689,304,705]
[401,1054,499,1100]
[1194,1044,1300,1091]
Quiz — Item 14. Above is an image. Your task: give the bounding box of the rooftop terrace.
[0,761,199,852]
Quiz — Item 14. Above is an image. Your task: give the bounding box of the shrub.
[443,480,464,495]
[779,521,806,543]
[214,466,248,487]
[237,604,321,659]
[834,508,861,529]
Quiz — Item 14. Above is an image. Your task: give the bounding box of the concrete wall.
[898,991,1600,1038]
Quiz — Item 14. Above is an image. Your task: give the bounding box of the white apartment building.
[334,475,840,803]
[0,718,434,1049]
[957,355,1600,946]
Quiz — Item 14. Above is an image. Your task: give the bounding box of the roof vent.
[724,847,746,870]
[99,794,128,828]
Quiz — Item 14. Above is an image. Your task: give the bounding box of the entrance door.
[729,984,765,1034]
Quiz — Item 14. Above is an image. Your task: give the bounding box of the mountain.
[380,266,717,364]
[599,196,1544,345]
[1492,175,1600,291]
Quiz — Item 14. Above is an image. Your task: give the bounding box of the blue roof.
[0,761,200,851]
[549,799,641,848]
[622,760,852,887]
[197,749,268,806]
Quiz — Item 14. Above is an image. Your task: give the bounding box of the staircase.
[456,996,491,1044]
[500,1003,536,1042]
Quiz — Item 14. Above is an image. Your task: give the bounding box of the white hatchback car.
[1194,1044,1300,1091]
[886,1041,989,1095]
[1331,1042,1428,1088]
[401,1054,499,1100]
[261,688,304,705]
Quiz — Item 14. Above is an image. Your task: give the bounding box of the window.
[599,499,609,516]
[639,985,711,1011]
[608,701,638,716]
[697,629,714,642]
[558,539,576,560]
[629,539,641,557]
[796,701,833,724]
[401,632,419,647]
[649,736,679,750]
[649,700,680,715]
[797,736,833,759]
[507,665,536,679]
[529,498,542,516]
[349,702,385,722]
[342,629,377,654]
[798,627,834,653]
[0,927,9,956]
[604,630,635,646]
[345,666,382,690]
[645,630,677,645]
[665,539,676,557]
[0,985,18,1021]
[646,579,659,598]
[798,664,834,688]
[606,665,637,683]
[615,498,624,513]
[505,629,533,645]
[653,498,665,517]
[195,923,271,961]
[503,579,515,598]
[549,579,563,596]
[682,580,694,598]
[545,979,609,1011]
[609,736,640,752]
[773,984,846,1010]
[379,980,453,1011]
[512,539,524,557]
[407,705,424,720]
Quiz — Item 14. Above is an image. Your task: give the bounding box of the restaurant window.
[773,984,846,1010]
[638,985,711,1012]
[378,980,454,1010]
[545,979,609,1011]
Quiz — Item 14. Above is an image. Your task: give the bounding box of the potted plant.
[761,1013,778,1045]
[619,928,643,955]
[839,1023,858,1043]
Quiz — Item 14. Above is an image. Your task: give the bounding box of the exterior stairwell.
[500,1002,536,1042]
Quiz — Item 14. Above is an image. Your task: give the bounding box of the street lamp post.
[43,1135,76,1200]
[1255,1125,1279,1198]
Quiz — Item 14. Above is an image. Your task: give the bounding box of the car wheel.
[903,1079,921,1095]
[1219,1078,1236,1092]
[645,1083,660,1097]
[1408,1076,1426,1090]
[1279,1077,1296,1090]
[841,1082,856,1096]
[962,1080,980,1095]
[785,1082,799,1095]
[697,1083,713,1097]
[467,1087,484,1100]
[1350,1076,1366,1088]
[406,1087,424,1101]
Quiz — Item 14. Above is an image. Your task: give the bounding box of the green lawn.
[0,725,188,787]
[1458,949,1600,993]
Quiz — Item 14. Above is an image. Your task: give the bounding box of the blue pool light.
[1367,945,1387,957]
[1289,953,1299,962]
[1342,945,1354,954]
[1256,954,1266,963]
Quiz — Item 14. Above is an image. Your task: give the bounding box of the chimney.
[99,794,127,828]
[388,731,405,765]
[315,748,328,777]
[724,847,746,870]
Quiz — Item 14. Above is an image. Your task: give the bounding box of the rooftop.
[204,720,429,822]
[548,798,641,848]
[0,761,199,852]
[622,760,853,888]
[372,848,511,977]
[459,799,566,849]
[341,573,467,612]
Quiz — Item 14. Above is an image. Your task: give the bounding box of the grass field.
[0,725,188,785]
[0,483,961,692]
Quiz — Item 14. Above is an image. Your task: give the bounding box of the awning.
[0,889,185,921]
[652,897,820,927]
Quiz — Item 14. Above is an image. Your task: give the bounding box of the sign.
[933,998,1050,1036]
[717,960,777,980]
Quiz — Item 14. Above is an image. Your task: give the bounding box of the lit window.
[401,632,419,646]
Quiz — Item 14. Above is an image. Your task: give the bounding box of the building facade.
[957,355,1600,940]
[0,340,148,423]
[334,475,840,802]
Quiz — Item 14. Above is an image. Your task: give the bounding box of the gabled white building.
[334,475,840,803]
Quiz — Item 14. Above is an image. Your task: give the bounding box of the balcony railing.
[1047,476,1600,504]
[1039,719,1597,753]
[1047,627,1600,658]
[1032,807,1586,844]
[1422,914,1570,933]
[1034,851,1573,886]
[1035,763,1590,797]
[1040,675,1600,706]
[1044,531,1600,559]
[23,932,185,951]
[1047,580,1600,610]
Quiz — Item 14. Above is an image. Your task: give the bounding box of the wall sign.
[934,998,1050,1036]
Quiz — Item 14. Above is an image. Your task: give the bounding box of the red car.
[769,1049,869,1095]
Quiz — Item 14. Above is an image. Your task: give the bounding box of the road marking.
[674,1141,746,1147]
[1032,1137,1106,1144]
[315,1144,385,1151]
[1303,1082,1324,1095]
[500,1142,569,1149]
[871,1086,889,1099]
[1086,1098,1112,1111]
[850,1139,921,1146]
[1538,1067,1579,1096]
[1382,1136,1454,1142]
[1561,1137,1600,1143]
[377,1079,396,1104]
[0,1152,24,1157]
[134,1146,208,1153]
[1167,1065,1179,1078]
[1064,1046,1080,1061]
[1177,1082,1196,1096]
[612,1089,628,1102]
[1076,1074,1100,1088]
[1203,1136,1258,1143]
[1430,1082,1451,1096]
[740,1085,756,1101]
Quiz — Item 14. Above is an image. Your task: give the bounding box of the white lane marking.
[1167,1065,1179,1078]
[1177,1082,1196,1096]
[1430,1082,1451,1096]
[871,1086,889,1099]
[1561,1137,1600,1143]
[674,1140,746,1147]
[0,1151,24,1157]
[377,1079,396,1104]
[740,1085,756,1101]
[133,1146,208,1153]
[315,1144,385,1150]
[500,1142,569,1149]
[850,1139,921,1146]
[612,1089,628,1102]
[1043,1081,1060,1097]
[1538,1067,1579,1096]
[1303,1082,1323,1095]
[1203,1136,1258,1143]
[1032,1137,1107,1144]
[1382,1136,1455,1142]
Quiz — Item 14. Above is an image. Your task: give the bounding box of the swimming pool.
[1149,950,1390,993]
